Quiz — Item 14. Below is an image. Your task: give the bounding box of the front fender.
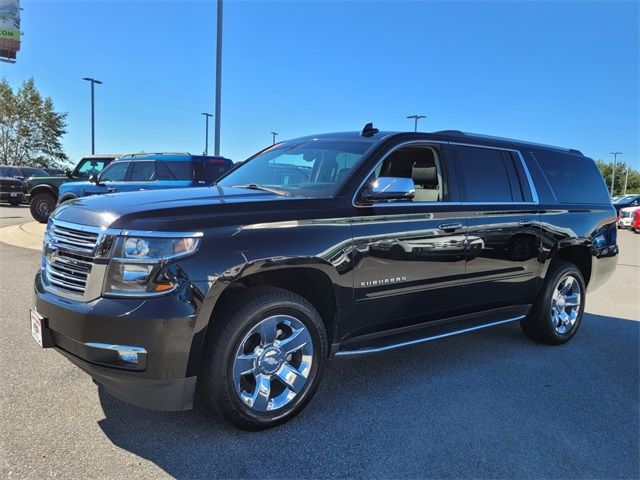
[178,218,354,376]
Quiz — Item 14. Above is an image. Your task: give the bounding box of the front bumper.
[618,218,632,228]
[34,272,200,411]
[0,191,25,202]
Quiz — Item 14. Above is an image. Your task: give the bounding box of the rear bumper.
[588,249,619,293]
[34,272,201,411]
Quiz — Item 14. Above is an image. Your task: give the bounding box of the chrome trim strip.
[84,342,147,353]
[120,229,204,238]
[334,315,525,357]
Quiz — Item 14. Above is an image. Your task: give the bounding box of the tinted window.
[454,145,516,202]
[534,152,610,204]
[129,161,156,181]
[157,161,194,180]
[100,162,129,182]
[195,160,230,182]
[0,167,10,176]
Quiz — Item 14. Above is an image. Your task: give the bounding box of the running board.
[335,309,528,357]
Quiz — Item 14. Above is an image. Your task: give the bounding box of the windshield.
[216,139,374,198]
[613,195,639,204]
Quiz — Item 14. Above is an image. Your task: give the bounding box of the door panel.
[351,206,468,337]
[450,144,542,309]
[464,208,541,308]
[348,141,468,338]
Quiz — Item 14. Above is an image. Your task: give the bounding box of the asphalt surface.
[1,204,638,479]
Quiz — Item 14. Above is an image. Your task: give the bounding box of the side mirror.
[89,174,99,184]
[65,168,73,178]
[362,177,415,202]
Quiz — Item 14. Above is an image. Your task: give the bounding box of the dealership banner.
[0,0,20,63]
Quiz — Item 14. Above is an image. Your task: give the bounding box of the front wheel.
[29,192,56,223]
[521,260,586,345]
[197,287,328,430]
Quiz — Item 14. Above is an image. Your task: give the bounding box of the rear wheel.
[521,260,586,345]
[30,192,56,223]
[198,287,327,430]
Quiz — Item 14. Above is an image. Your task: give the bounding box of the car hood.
[28,175,74,188]
[51,185,291,230]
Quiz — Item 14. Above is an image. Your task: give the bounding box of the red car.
[631,209,640,233]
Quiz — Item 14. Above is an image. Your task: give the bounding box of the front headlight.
[103,234,201,297]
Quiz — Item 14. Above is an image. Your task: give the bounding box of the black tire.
[197,286,328,430]
[30,192,56,223]
[521,260,586,345]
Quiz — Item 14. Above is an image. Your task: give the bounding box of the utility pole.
[623,166,629,195]
[201,113,213,155]
[82,77,103,154]
[213,0,223,156]
[271,131,278,145]
[406,114,426,132]
[610,152,622,195]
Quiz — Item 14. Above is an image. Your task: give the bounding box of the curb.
[0,222,45,251]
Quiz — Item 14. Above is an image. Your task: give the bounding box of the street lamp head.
[82,77,103,85]
[201,112,213,117]
[271,131,278,135]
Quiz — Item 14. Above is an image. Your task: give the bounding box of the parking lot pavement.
[1,227,638,479]
[0,204,33,228]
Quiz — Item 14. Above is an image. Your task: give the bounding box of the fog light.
[118,350,139,364]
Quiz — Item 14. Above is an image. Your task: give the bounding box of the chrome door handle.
[519,219,534,226]
[107,188,117,193]
[438,222,464,232]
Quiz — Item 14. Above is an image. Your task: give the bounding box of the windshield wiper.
[232,184,290,197]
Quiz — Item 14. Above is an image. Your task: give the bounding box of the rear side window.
[129,161,156,181]
[454,145,521,202]
[533,152,610,204]
[157,161,194,180]
[195,160,231,182]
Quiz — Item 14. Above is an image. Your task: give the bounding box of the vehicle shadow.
[97,313,639,479]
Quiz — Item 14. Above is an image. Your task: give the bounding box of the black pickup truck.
[31,126,618,430]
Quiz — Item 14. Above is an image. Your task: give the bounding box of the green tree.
[596,159,640,196]
[0,77,68,167]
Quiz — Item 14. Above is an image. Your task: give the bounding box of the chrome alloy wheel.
[551,275,582,334]
[232,315,313,412]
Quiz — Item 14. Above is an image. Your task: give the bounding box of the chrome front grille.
[43,220,110,301]
[46,250,93,295]
[49,223,100,254]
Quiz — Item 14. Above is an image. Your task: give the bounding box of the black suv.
[31,127,618,430]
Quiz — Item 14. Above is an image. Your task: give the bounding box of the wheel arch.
[544,244,593,287]
[187,258,345,377]
[29,184,58,199]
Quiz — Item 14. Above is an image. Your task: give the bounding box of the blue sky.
[1,0,638,167]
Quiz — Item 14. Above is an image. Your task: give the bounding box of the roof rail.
[434,131,583,155]
[432,130,465,136]
[118,152,192,158]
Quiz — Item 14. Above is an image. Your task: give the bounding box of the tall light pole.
[271,131,278,145]
[610,152,622,195]
[82,77,103,154]
[406,114,426,132]
[213,0,223,156]
[623,166,630,195]
[201,113,213,155]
